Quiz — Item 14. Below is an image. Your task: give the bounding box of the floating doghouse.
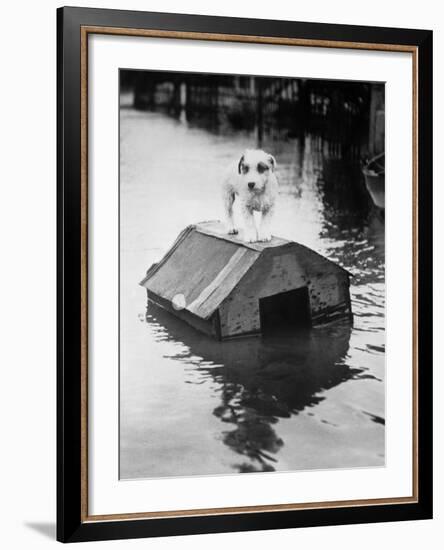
[140,221,352,340]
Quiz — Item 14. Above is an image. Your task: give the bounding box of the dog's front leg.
[258,205,274,242]
[223,189,238,235]
[241,205,257,243]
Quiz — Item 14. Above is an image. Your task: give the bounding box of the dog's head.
[238,149,276,193]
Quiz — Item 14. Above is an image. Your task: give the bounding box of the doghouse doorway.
[259,287,311,335]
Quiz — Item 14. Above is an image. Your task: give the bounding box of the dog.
[222,149,278,243]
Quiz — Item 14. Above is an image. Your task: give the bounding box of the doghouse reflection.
[146,304,358,473]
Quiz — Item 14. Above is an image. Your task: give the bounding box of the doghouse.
[140,221,352,340]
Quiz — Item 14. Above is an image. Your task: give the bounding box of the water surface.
[119,109,385,479]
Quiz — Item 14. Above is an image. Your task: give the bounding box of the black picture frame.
[57,6,433,543]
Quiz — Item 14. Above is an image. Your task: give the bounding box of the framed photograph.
[57,6,433,543]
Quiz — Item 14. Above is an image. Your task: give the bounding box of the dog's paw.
[244,231,258,243]
[257,232,272,242]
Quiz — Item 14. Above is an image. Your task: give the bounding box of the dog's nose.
[248,182,255,189]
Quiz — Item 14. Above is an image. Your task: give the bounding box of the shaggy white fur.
[222,149,278,243]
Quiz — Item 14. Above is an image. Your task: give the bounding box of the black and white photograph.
[119,69,386,480]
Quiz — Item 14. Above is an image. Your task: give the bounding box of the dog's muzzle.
[248,182,255,189]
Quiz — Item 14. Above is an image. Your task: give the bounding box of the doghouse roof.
[140,221,350,320]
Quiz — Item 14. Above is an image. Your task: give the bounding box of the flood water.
[119,106,385,479]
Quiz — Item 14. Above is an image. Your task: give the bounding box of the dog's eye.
[257,162,268,174]
[241,164,249,174]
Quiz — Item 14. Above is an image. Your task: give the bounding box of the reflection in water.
[146,305,373,473]
[119,108,385,479]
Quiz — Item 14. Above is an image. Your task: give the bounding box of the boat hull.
[363,170,385,209]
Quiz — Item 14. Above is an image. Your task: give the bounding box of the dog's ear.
[268,155,277,172]
[238,155,245,174]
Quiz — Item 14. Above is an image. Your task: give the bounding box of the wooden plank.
[195,220,289,251]
[142,231,242,306]
[139,225,194,285]
[187,247,259,319]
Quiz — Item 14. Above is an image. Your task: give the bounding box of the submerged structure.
[140,221,352,340]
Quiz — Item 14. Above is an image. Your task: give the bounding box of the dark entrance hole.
[259,287,312,335]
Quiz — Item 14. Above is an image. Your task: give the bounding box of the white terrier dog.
[222,149,278,243]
